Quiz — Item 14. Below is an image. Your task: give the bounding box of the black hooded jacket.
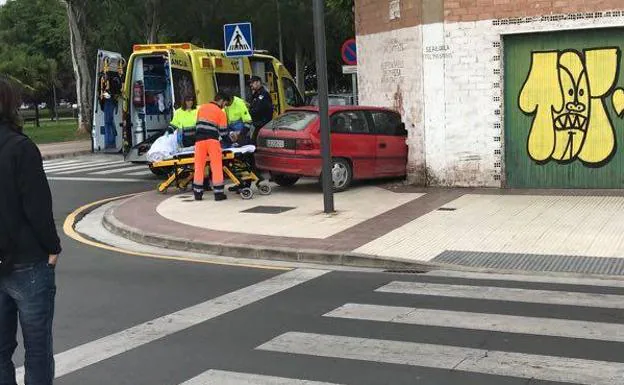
[0,126,61,265]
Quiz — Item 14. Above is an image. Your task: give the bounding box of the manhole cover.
[241,206,296,214]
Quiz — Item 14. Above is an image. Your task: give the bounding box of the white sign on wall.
[389,0,401,20]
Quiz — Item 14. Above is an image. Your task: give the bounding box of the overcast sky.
[0,0,5,5]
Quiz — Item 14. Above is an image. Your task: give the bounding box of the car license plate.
[266,139,285,148]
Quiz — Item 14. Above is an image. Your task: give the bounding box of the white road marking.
[180,369,342,385]
[124,170,154,176]
[15,269,328,384]
[376,281,624,309]
[425,270,624,288]
[53,162,131,175]
[47,177,147,183]
[45,160,123,173]
[90,165,148,175]
[325,303,624,342]
[257,332,624,385]
[42,159,82,167]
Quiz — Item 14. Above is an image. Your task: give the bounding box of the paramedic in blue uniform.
[248,76,273,144]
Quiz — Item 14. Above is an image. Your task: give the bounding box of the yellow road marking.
[63,193,291,271]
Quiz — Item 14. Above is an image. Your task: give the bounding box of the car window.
[330,111,370,134]
[282,78,304,107]
[371,111,403,135]
[268,111,317,131]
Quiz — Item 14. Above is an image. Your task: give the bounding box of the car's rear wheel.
[329,158,352,192]
[273,174,300,187]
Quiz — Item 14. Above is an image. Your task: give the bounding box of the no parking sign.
[341,38,357,65]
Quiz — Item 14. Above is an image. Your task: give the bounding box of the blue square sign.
[224,23,254,57]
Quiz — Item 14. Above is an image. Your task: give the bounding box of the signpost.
[341,38,358,105]
[224,22,254,100]
[312,0,334,213]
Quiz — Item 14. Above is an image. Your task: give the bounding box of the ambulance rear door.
[167,48,196,110]
[92,50,125,153]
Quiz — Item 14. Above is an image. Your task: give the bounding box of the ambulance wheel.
[240,188,254,200]
[258,184,272,195]
[150,165,172,179]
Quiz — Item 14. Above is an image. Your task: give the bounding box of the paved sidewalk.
[102,181,624,276]
[38,140,91,160]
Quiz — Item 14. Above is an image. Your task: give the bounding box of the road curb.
[42,150,92,161]
[101,200,438,271]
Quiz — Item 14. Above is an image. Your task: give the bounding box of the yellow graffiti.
[519,48,622,166]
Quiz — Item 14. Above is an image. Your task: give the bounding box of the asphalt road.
[11,154,624,385]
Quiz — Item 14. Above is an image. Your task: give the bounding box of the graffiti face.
[552,52,590,160]
[519,48,623,166]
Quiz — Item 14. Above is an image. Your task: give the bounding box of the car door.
[370,110,408,176]
[330,110,376,179]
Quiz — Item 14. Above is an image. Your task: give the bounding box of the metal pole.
[238,57,246,101]
[276,0,284,63]
[351,73,357,105]
[312,0,334,213]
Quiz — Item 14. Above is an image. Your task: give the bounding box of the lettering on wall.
[519,48,624,167]
[424,44,452,60]
[381,59,404,83]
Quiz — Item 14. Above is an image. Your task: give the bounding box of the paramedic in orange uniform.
[193,92,230,201]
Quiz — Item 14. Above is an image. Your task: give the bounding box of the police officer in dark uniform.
[248,75,274,144]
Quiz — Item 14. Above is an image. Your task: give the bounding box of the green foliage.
[22,119,88,144]
[0,0,356,102]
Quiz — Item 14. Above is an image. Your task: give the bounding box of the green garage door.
[504,28,624,188]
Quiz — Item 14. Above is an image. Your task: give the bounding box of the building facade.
[355,0,624,188]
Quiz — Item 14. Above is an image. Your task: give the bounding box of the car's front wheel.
[325,158,352,192]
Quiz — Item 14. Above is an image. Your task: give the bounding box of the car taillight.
[296,139,314,150]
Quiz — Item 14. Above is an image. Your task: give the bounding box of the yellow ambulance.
[92,43,304,164]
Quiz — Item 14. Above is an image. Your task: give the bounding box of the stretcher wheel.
[258,184,272,195]
[240,188,254,200]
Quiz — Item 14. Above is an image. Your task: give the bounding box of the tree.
[61,0,93,133]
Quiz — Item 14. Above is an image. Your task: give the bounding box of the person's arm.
[241,104,253,123]
[218,110,229,138]
[260,92,274,121]
[15,140,62,257]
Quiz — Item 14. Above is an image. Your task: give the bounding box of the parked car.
[255,106,408,191]
[306,93,356,106]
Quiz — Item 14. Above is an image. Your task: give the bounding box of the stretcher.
[150,145,271,200]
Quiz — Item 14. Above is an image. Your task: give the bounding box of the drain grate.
[241,206,296,214]
[433,250,624,276]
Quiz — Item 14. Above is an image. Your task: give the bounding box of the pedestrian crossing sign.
[224,23,254,57]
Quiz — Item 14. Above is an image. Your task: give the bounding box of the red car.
[255,106,408,191]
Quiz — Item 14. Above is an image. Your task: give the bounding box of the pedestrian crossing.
[43,156,156,182]
[17,269,624,384]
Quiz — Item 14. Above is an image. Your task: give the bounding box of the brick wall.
[355,0,624,186]
[356,0,422,35]
[445,0,624,22]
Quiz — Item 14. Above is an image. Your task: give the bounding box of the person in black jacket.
[248,76,274,144]
[0,76,61,385]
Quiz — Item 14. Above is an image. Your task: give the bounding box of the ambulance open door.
[92,50,125,153]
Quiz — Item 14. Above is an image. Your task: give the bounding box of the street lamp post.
[312,0,334,213]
